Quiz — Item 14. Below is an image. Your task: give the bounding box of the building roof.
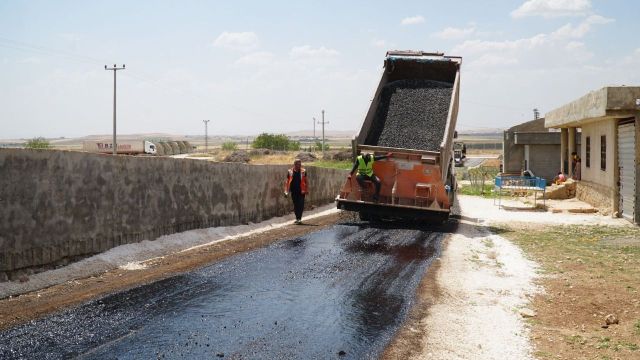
[507,118,548,133]
[545,86,640,128]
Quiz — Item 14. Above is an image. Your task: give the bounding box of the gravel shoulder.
[385,213,540,359]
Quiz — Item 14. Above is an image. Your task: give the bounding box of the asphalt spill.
[0,222,446,359]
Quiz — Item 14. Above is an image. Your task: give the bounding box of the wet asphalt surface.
[0,220,452,360]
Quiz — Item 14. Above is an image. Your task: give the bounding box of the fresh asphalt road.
[0,220,451,360]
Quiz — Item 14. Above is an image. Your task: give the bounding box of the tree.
[221,141,238,151]
[25,137,50,149]
[252,133,300,151]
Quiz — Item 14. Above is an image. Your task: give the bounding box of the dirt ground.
[0,212,342,331]
[496,223,640,359]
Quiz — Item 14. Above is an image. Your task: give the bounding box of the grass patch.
[309,160,352,170]
[458,184,495,198]
[634,320,640,336]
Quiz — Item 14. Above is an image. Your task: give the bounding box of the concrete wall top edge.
[545,86,640,128]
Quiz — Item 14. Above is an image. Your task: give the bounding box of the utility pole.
[317,109,329,158]
[313,117,316,139]
[203,120,210,153]
[104,64,125,155]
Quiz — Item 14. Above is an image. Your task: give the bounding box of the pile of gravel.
[248,149,287,156]
[331,150,352,161]
[295,152,317,162]
[365,79,453,151]
[223,150,251,163]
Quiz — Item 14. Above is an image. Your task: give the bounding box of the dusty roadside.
[0,212,342,331]
[385,195,637,359]
[385,218,540,359]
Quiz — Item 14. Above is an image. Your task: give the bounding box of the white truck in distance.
[82,140,157,155]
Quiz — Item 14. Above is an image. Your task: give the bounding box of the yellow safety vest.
[357,155,374,177]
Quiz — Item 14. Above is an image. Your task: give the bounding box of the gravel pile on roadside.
[223,150,250,163]
[295,152,317,162]
[365,79,453,151]
[248,149,286,156]
[331,150,352,161]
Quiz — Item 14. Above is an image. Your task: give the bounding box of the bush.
[252,133,300,151]
[25,137,50,149]
[314,140,330,151]
[467,166,499,195]
[221,141,238,151]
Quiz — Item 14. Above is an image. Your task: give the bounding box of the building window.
[600,135,606,171]
[586,136,590,167]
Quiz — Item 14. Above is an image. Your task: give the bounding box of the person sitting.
[347,152,392,202]
[553,172,566,185]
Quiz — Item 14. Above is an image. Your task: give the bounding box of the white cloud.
[289,45,339,58]
[511,0,592,18]
[213,31,259,51]
[400,15,425,26]
[432,26,476,39]
[551,14,614,39]
[235,51,275,66]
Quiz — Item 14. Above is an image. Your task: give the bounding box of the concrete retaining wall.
[0,149,347,276]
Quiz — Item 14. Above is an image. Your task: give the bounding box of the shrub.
[252,133,300,151]
[314,140,330,151]
[25,137,50,149]
[221,141,238,151]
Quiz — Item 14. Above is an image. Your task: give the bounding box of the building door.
[617,120,636,222]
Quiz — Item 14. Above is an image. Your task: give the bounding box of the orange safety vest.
[284,167,308,194]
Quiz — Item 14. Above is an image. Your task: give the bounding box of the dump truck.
[336,51,461,222]
[454,142,466,167]
[82,140,157,155]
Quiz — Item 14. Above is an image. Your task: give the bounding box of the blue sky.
[1,0,639,138]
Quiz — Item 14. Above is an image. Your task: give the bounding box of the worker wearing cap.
[348,152,392,202]
[284,159,308,224]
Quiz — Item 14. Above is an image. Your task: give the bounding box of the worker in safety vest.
[284,158,308,224]
[348,152,392,202]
